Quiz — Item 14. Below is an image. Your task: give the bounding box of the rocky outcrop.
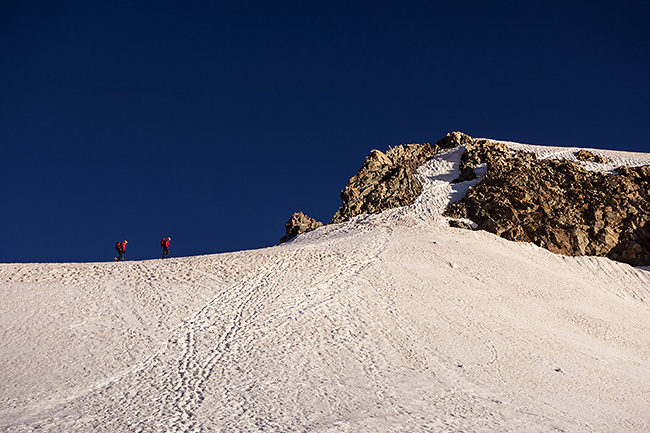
[331,132,472,223]
[279,132,472,240]
[280,132,650,266]
[444,140,650,266]
[575,149,612,164]
[280,212,323,243]
[436,131,474,149]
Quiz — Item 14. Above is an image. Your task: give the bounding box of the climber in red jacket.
[161,237,171,259]
[115,240,128,261]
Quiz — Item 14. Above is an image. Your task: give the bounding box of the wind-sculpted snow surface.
[2,144,650,432]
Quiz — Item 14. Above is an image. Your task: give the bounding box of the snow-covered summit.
[2,137,650,432]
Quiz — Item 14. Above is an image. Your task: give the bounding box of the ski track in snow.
[2,141,650,432]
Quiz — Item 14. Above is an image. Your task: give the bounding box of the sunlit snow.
[2,141,649,432]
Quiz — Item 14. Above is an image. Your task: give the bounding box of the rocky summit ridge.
[444,139,650,266]
[281,132,650,267]
[279,132,472,243]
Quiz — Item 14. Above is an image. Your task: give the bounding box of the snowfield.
[2,144,650,432]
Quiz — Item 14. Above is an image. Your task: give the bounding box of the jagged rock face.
[280,132,472,241]
[445,140,650,266]
[280,212,323,243]
[331,132,472,223]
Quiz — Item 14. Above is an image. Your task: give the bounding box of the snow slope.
[2,145,650,432]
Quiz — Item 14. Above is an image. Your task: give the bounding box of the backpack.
[116,242,122,251]
[161,239,166,247]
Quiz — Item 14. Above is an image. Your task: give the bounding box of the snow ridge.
[2,140,650,432]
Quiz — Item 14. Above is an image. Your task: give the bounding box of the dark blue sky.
[2,1,649,263]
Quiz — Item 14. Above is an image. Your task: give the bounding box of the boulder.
[575,149,612,164]
[280,212,323,243]
[436,131,473,149]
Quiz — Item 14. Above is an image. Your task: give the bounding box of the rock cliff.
[444,140,650,266]
[331,132,472,223]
